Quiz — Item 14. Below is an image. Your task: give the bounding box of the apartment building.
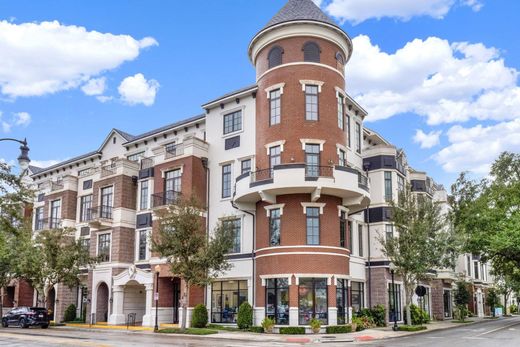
[9,0,495,326]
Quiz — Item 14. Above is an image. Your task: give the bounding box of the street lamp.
[154,264,160,332]
[0,137,30,172]
[390,264,399,331]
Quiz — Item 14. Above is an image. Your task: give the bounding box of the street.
[0,317,519,347]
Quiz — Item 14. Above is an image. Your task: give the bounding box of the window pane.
[270,89,281,125]
[305,85,319,121]
[241,159,251,175]
[223,111,242,134]
[269,208,281,246]
[337,95,344,129]
[306,207,320,245]
[358,224,364,257]
[355,123,361,153]
[140,181,149,210]
[222,164,232,198]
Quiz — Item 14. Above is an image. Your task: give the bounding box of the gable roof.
[201,84,258,109]
[30,150,101,177]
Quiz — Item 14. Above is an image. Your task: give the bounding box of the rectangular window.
[337,95,344,129]
[269,208,281,246]
[348,220,353,252]
[305,144,320,177]
[339,211,346,248]
[140,180,149,210]
[269,145,281,169]
[338,149,346,167]
[270,89,281,125]
[35,207,44,230]
[223,110,242,134]
[351,281,364,313]
[443,290,452,318]
[466,255,472,276]
[224,219,241,253]
[127,151,145,162]
[336,279,348,324]
[241,159,251,175]
[388,283,402,321]
[221,164,232,198]
[358,224,364,257]
[305,85,319,121]
[298,278,328,325]
[138,230,147,261]
[80,238,90,254]
[80,195,93,222]
[306,207,320,245]
[100,186,113,219]
[50,200,61,228]
[211,280,248,323]
[474,261,479,279]
[385,224,394,240]
[98,233,111,262]
[347,115,351,147]
[165,169,181,204]
[355,122,361,154]
[266,278,289,325]
[384,171,393,201]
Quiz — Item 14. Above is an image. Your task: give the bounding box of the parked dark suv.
[2,307,49,328]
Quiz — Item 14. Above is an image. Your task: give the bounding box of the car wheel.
[1,319,7,328]
[41,324,49,329]
[19,318,28,328]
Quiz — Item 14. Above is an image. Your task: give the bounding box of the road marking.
[477,320,520,336]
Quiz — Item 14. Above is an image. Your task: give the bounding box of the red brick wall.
[44,190,78,221]
[111,227,135,263]
[17,280,34,307]
[93,175,137,210]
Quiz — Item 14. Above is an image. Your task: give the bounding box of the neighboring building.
[9,0,498,326]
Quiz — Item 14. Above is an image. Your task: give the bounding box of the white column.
[141,284,154,327]
[328,307,338,326]
[289,307,299,326]
[108,285,125,325]
[254,307,265,326]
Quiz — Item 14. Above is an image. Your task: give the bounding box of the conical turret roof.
[262,0,339,31]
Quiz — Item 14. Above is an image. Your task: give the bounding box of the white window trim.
[160,165,184,178]
[221,105,246,138]
[138,179,151,211]
[294,274,333,285]
[337,205,349,217]
[264,203,286,217]
[265,140,286,155]
[300,80,324,93]
[301,202,326,214]
[334,274,351,286]
[219,215,243,254]
[260,274,292,286]
[300,139,325,151]
[135,228,151,262]
[334,86,347,99]
[265,83,286,98]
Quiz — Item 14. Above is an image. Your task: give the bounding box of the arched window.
[303,41,321,63]
[268,46,284,68]
[335,52,345,65]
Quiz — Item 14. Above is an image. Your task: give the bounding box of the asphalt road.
[0,317,519,347]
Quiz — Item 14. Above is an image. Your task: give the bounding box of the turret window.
[268,46,284,68]
[269,89,281,125]
[305,85,319,121]
[303,41,320,63]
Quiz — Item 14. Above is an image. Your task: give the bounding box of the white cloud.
[322,0,482,24]
[0,20,157,98]
[81,77,106,96]
[96,95,113,103]
[413,129,442,148]
[0,111,30,132]
[13,111,31,126]
[347,35,519,125]
[118,73,159,106]
[434,119,520,174]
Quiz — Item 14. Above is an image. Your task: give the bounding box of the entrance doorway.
[47,287,56,321]
[123,281,146,324]
[96,282,109,323]
[172,279,180,324]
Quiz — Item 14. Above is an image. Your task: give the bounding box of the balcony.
[152,191,182,209]
[100,163,117,178]
[88,205,113,228]
[235,164,370,210]
[35,217,61,231]
[164,143,184,160]
[50,181,64,192]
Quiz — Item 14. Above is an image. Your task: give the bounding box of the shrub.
[191,304,208,328]
[398,325,427,332]
[279,327,306,334]
[408,304,430,325]
[158,328,218,335]
[237,302,253,330]
[261,317,275,333]
[309,317,321,332]
[356,305,386,327]
[351,316,364,331]
[326,325,352,334]
[249,326,264,333]
[63,304,76,322]
[509,304,518,314]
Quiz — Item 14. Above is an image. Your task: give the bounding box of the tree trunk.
[180,281,190,330]
[0,288,4,318]
[404,281,413,325]
[505,292,509,315]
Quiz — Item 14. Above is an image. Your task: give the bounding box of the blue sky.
[0,0,519,188]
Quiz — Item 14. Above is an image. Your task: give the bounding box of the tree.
[18,227,97,309]
[451,152,520,270]
[152,196,234,330]
[486,288,500,317]
[380,184,459,325]
[454,280,471,321]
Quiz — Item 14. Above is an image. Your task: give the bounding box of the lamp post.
[390,266,398,331]
[154,265,160,332]
[0,138,30,173]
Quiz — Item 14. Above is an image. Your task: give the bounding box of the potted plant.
[309,317,321,334]
[261,317,275,333]
[351,316,362,332]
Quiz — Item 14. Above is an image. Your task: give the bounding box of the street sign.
[154,292,159,301]
[415,285,427,297]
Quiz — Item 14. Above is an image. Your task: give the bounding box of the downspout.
[202,157,209,307]
[363,162,372,308]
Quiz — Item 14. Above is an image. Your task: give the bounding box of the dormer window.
[303,41,320,63]
[268,46,284,68]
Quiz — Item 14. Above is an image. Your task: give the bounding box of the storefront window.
[351,281,364,314]
[443,290,452,318]
[336,279,348,324]
[388,283,402,322]
[298,278,328,325]
[266,278,289,325]
[211,280,248,323]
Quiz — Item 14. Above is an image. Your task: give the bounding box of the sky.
[0,0,519,189]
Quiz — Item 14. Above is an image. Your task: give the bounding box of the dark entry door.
[172,280,180,324]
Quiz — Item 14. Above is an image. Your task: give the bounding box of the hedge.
[279,327,306,334]
[248,326,264,333]
[63,304,76,322]
[397,325,427,332]
[326,325,353,334]
[191,304,208,328]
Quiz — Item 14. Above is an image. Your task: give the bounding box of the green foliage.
[279,327,305,334]
[191,304,208,328]
[152,196,234,329]
[309,317,321,332]
[486,288,500,317]
[206,324,240,331]
[406,304,430,325]
[158,328,218,335]
[249,326,264,333]
[454,281,471,322]
[326,325,352,334]
[237,302,253,329]
[509,304,518,314]
[63,304,77,322]
[358,305,386,327]
[261,317,275,332]
[398,325,427,331]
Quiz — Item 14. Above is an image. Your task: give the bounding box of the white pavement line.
[476,320,520,336]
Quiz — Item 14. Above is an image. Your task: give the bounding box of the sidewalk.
[58,317,493,344]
